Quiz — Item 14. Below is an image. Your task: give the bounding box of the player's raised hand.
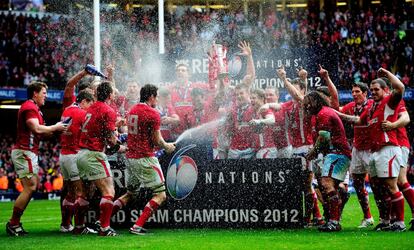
[242,74,254,85]
[318,64,329,79]
[105,64,115,75]
[276,66,287,79]
[207,42,217,62]
[297,66,308,80]
[238,41,252,57]
[377,67,389,78]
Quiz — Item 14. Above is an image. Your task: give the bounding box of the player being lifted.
[111,84,176,235]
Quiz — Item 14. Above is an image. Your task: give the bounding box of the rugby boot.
[6,222,28,236]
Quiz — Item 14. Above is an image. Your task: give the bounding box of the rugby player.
[320,63,375,228]
[6,82,67,236]
[224,83,256,159]
[59,90,94,233]
[249,88,276,158]
[264,87,292,158]
[304,91,351,232]
[337,68,406,231]
[275,66,320,226]
[111,84,176,235]
[381,92,414,230]
[157,87,180,142]
[76,81,126,236]
[338,82,374,227]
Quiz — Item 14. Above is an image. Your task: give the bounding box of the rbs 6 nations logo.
[166,144,198,200]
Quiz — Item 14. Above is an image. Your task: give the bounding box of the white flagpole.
[158,0,165,54]
[93,0,101,71]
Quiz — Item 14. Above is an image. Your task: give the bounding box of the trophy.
[214,44,228,79]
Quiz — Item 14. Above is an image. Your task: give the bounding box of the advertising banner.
[161,46,339,90]
[88,142,305,229]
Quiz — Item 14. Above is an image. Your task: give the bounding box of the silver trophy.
[214,44,228,78]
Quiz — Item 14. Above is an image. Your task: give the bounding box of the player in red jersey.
[63,69,91,110]
[110,84,176,235]
[6,82,67,236]
[382,100,414,230]
[168,63,209,137]
[338,68,406,231]
[331,80,375,227]
[59,90,94,233]
[122,80,141,113]
[186,88,209,128]
[249,89,276,158]
[157,87,180,142]
[76,81,126,236]
[224,83,256,159]
[186,87,223,129]
[304,91,351,232]
[62,63,113,110]
[264,87,292,158]
[275,66,321,226]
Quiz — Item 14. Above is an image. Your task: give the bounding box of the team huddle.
[5,41,413,236]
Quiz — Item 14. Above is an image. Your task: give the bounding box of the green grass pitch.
[1,195,414,250]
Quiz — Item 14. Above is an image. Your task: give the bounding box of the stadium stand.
[0,5,413,89]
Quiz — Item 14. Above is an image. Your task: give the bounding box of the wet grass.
[1,195,413,250]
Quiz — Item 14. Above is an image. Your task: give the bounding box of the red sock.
[312,192,322,220]
[391,191,405,223]
[356,188,372,219]
[320,191,330,221]
[111,199,125,217]
[304,193,314,223]
[10,206,24,226]
[326,191,340,222]
[384,195,392,221]
[372,185,389,221]
[338,186,349,215]
[401,182,414,217]
[99,196,114,229]
[371,183,384,219]
[61,197,75,227]
[74,196,89,227]
[135,199,159,228]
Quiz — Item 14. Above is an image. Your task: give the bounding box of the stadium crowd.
[3,3,414,237]
[0,133,63,193]
[0,5,414,89]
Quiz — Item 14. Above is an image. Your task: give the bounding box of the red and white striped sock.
[74,196,89,227]
[356,188,372,219]
[10,206,24,226]
[312,192,322,220]
[327,191,340,222]
[99,196,114,229]
[400,182,414,218]
[61,197,75,227]
[111,199,125,216]
[135,199,159,228]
